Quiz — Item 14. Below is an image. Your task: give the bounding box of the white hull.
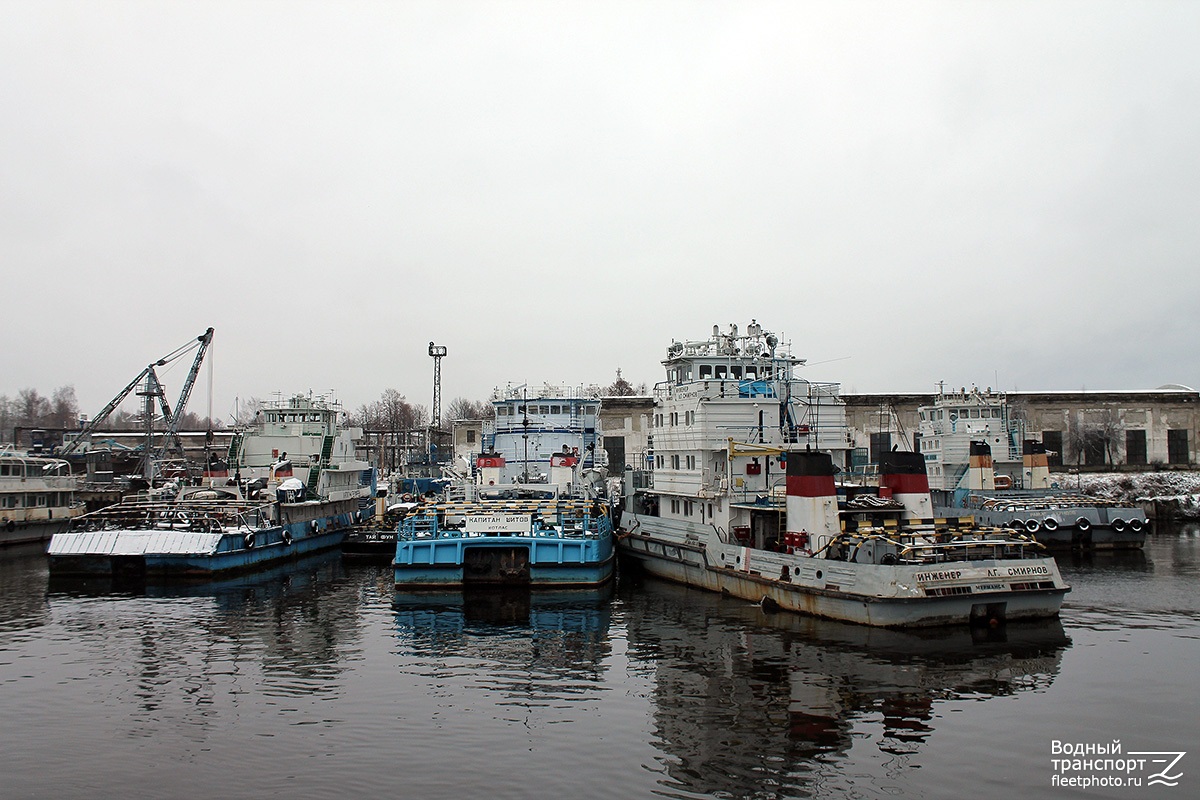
[1,517,76,546]
[619,515,1067,628]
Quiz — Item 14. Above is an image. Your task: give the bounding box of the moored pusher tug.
[616,321,1069,628]
[915,387,1147,549]
[392,385,616,589]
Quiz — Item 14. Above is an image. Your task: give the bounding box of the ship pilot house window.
[699,365,712,379]
[715,366,727,379]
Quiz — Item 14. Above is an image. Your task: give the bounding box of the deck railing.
[397,507,611,542]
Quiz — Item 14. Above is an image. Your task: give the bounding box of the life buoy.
[1129,518,1144,532]
[1025,519,1041,534]
[1042,517,1059,532]
[282,530,293,546]
[244,532,256,548]
[1111,518,1126,532]
[1076,517,1091,532]
[402,493,414,502]
[994,476,1013,490]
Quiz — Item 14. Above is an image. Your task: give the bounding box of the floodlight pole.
[428,342,447,470]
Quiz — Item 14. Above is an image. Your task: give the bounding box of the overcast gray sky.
[3,1,1198,422]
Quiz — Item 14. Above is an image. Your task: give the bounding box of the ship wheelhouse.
[483,385,604,486]
[632,321,849,538]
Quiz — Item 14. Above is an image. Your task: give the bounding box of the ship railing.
[975,493,1137,511]
[896,537,1038,564]
[397,507,611,541]
[825,530,1043,565]
[67,497,277,533]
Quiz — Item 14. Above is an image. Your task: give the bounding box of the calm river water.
[2,527,1197,799]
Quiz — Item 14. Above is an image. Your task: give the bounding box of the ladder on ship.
[305,434,335,496]
[227,432,243,464]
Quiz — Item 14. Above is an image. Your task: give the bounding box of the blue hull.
[141,529,346,577]
[394,534,615,588]
[47,507,360,579]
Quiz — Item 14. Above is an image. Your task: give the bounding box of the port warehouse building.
[17,388,1195,476]
[842,388,1199,471]
[457,388,1198,477]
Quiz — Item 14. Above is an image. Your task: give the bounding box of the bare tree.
[1066,409,1122,466]
[445,397,493,422]
[1065,413,1086,465]
[1097,407,1123,466]
[49,386,80,430]
[16,388,49,427]
[0,395,12,443]
[233,397,266,427]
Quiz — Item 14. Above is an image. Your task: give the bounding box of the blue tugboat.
[393,495,615,588]
[393,384,615,589]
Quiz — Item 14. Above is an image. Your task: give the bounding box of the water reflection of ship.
[0,542,52,632]
[392,585,614,675]
[620,574,1071,797]
[48,547,347,600]
[45,548,360,731]
[1057,546,1151,573]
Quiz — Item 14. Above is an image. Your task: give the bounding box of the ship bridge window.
[550,405,561,414]
[699,365,712,379]
[539,405,550,414]
[715,366,727,379]
[744,366,758,380]
[970,409,980,418]
[731,366,743,379]
[496,407,509,416]
[0,464,9,477]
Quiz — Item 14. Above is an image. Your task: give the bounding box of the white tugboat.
[48,392,375,579]
[616,322,1069,628]
[917,388,1148,549]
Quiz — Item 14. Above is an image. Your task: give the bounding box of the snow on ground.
[1050,470,1200,516]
